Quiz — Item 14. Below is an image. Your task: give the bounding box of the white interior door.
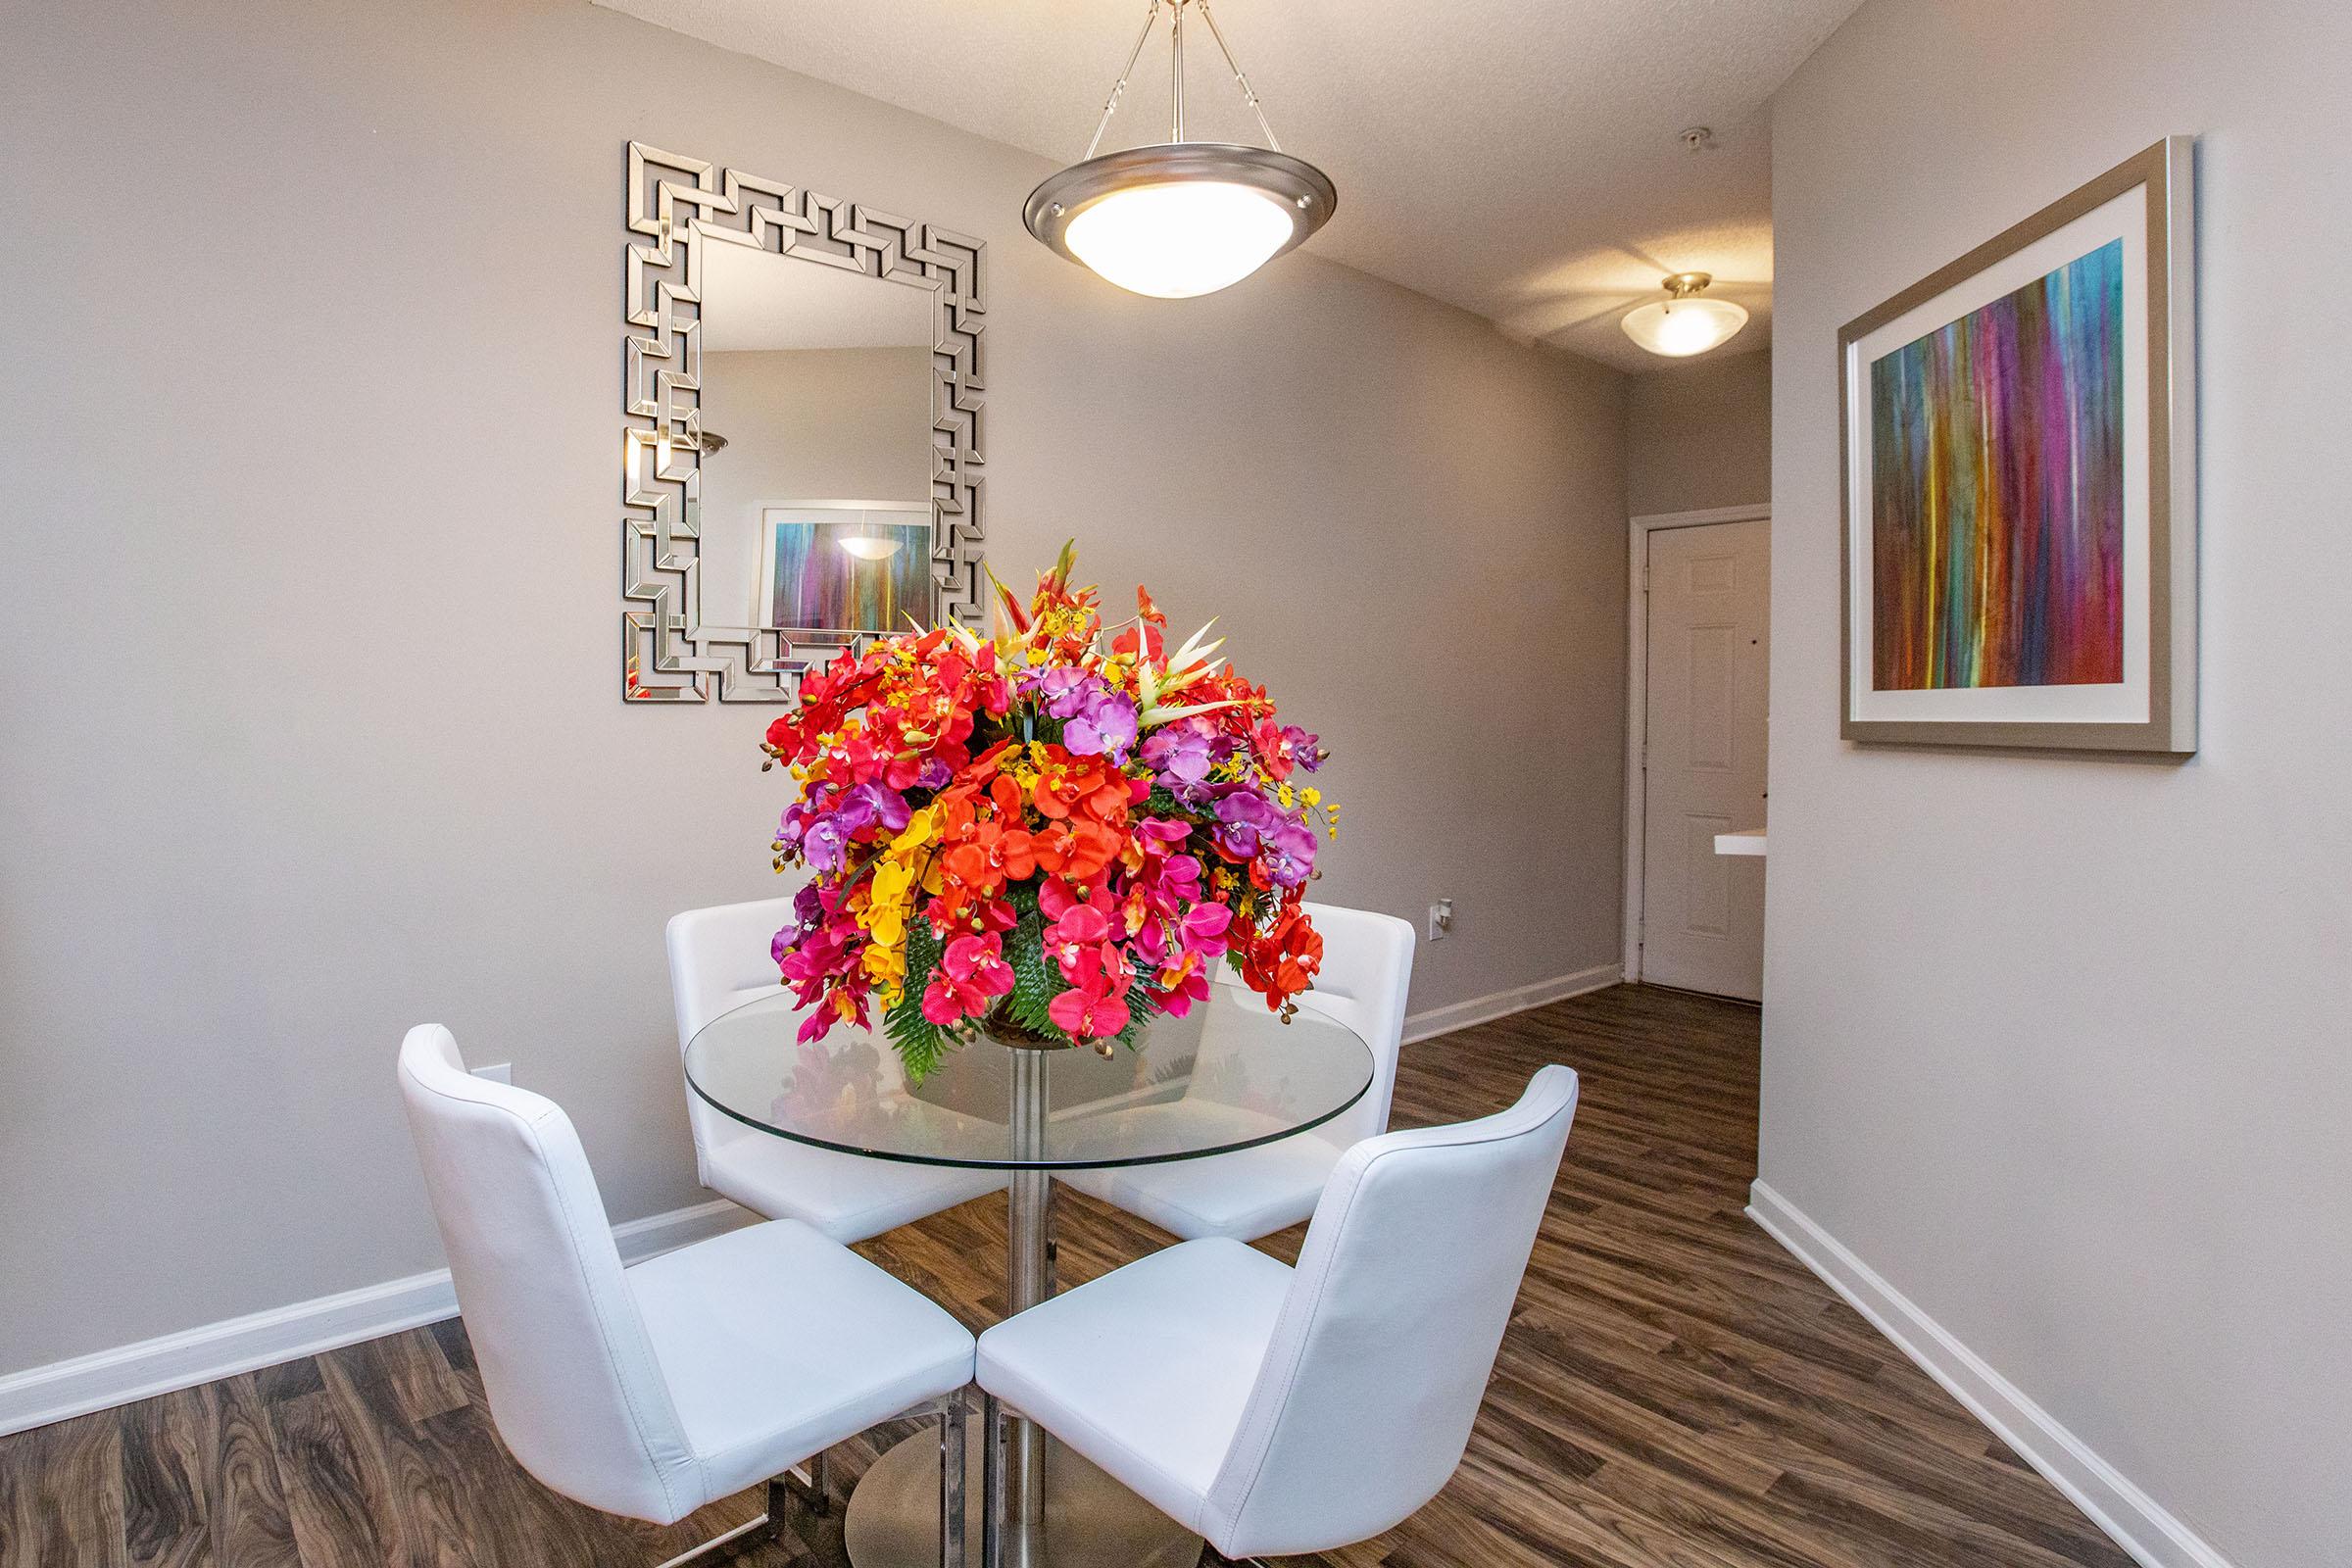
[1640,518,1769,1001]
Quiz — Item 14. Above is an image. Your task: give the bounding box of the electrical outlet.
[471,1061,514,1086]
[1428,899,1454,942]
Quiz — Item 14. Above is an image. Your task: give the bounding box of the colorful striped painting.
[1869,238,2125,690]
[767,515,932,633]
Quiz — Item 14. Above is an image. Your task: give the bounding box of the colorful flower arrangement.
[761,544,1335,1081]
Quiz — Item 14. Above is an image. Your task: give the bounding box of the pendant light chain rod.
[1081,0,1288,161]
[1083,0,1164,160]
[1169,0,1187,141]
[1195,0,1283,153]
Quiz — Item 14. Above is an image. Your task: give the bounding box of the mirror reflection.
[698,239,938,636]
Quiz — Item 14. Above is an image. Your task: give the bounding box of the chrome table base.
[843,1423,1200,1568]
[843,1045,1200,1568]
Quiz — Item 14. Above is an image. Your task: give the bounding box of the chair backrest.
[396,1025,703,1524]
[1200,1065,1579,1559]
[1292,903,1415,1146]
[664,895,798,1175]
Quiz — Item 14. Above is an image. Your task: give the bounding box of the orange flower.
[1030,749,1132,826]
[1239,901,1323,1008]
[1026,819,1119,886]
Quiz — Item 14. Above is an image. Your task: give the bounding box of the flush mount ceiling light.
[1024,0,1336,299]
[1621,271,1750,358]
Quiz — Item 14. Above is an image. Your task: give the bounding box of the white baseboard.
[1746,1181,2235,1568]
[1401,962,1622,1045]
[0,1197,756,1440]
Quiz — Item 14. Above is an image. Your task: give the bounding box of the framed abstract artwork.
[1839,137,2196,753]
[757,502,935,637]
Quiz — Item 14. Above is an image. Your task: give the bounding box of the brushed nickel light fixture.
[1024,0,1336,299]
[1621,271,1750,358]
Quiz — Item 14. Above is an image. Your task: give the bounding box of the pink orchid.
[920,933,1014,1025]
[1178,901,1234,956]
[1049,980,1131,1040]
[1155,959,1213,1018]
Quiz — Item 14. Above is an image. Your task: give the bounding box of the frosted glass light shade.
[1063,181,1296,299]
[838,534,904,561]
[1621,293,1749,358]
[1026,145,1336,302]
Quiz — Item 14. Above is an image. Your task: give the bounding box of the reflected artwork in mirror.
[621,143,986,703]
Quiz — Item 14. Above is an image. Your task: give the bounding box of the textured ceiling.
[596,0,1862,371]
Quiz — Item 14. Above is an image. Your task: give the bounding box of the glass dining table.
[684,983,1376,1568]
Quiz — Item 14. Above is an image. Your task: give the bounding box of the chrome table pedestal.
[844,1046,1201,1568]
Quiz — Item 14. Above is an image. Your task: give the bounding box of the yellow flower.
[889,807,939,862]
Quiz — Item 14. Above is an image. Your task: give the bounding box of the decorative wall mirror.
[621,143,986,703]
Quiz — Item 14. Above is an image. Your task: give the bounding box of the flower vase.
[981,1004,1077,1052]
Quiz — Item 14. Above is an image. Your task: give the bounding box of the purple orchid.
[1062,687,1138,760]
[833,780,911,838]
[1028,665,1093,717]
[1141,718,1215,799]
[1026,666,1138,760]
[1212,786,1283,858]
[800,811,854,873]
[1259,818,1319,888]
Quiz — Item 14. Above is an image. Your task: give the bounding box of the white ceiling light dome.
[1027,144,1333,300]
[1621,271,1749,358]
[1024,0,1335,300]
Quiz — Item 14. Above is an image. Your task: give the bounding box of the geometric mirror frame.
[621,142,986,703]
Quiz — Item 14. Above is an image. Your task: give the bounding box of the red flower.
[1239,901,1323,1009]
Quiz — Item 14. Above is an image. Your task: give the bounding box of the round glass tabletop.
[683,983,1374,1171]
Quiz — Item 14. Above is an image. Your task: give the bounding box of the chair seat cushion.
[1058,1114,1343,1242]
[706,1127,1004,1244]
[975,1238,1291,1532]
[628,1219,974,1499]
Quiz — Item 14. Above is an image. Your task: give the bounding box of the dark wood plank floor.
[0,985,2132,1568]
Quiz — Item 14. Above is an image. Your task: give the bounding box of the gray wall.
[1625,350,1771,516]
[1765,3,2351,1564]
[0,0,1628,1372]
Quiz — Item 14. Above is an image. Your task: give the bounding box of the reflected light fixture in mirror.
[1621,271,1749,358]
[838,519,905,561]
[1025,0,1335,299]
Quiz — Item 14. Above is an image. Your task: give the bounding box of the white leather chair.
[1057,902,1415,1242]
[666,896,1003,1243]
[398,1024,976,1562]
[976,1065,1578,1563]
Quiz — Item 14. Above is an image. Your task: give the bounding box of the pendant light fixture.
[1025,0,1336,299]
[1620,272,1750,358]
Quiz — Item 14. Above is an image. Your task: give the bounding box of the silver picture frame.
[1838,137,2195,754]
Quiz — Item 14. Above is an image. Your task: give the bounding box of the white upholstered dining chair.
[1057,901,1415,1242]
[666,895,1003,1243]
[975,1064,1578,1563]
[398,1024,976,1563]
